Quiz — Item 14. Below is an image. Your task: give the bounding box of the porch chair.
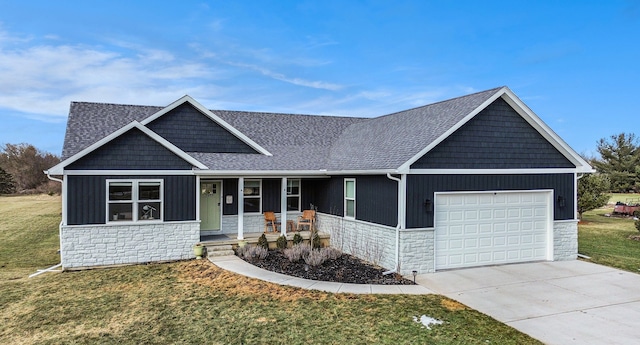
[296,210,316,232]
[263,211,280,233]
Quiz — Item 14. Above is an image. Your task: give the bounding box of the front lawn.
[0,195,541,344]
[578,206,640,272]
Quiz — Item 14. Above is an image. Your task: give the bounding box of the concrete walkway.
[209,255,433,294]
[415,260,640,345]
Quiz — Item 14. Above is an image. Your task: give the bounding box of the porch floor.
[200,230,330,248]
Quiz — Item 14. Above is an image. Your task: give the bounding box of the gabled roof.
[53,87,593,174]
[326,87,504,171]
[49,121,208,175]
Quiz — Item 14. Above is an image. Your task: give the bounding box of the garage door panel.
[435,191,550,270]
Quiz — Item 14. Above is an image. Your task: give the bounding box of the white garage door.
[435,191,551,270]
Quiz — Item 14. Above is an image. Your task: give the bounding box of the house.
[46,86,593,275]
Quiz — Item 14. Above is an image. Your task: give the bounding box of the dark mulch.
[239,249,415,285]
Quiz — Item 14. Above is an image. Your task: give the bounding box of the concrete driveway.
[415,260,640,345]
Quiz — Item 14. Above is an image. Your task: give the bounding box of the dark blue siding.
[66,128,194,170]
[411,98,575,169]
[406,174,575,228]
[304,177,343,216]
[305,176,398,227]
[147,103,258,153]
[356,175,398,227]
[262,179,281,212]
[66,175,196,225]
[223,179,238,215]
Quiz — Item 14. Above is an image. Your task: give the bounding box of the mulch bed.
[239,249,415,285]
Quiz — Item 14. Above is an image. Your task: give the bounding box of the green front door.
[200,181,221,230]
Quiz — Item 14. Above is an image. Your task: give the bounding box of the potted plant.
[193,243,204,259]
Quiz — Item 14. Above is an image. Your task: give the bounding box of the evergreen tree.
[592,133,640,193]
[0,167,15,194]
[577,174,610,220]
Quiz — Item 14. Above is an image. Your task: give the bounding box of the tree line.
[0,143,61,195]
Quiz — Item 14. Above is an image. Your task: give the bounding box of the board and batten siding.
[405,173,575,229]
[146,103,258,154]
[66,128,194,170]
[411,98,575,169]
[66,175,196,225]
[305,176,398,227]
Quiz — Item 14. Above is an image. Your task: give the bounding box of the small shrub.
[276,235,287,249]
[635,218,640,232]
[257,234,269,250]
[283,243,311,262]
[235,245,248,258]
[304,248,327,266]
[245,245,268,261]
[312,232,321,249]
[324,247,342,260]
[292,233,303,245]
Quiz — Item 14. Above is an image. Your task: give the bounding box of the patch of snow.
[413,315,443,330]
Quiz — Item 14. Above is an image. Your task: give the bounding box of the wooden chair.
[296,210,316,231]
[263,211,280,233]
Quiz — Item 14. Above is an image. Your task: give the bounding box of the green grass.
[579,206,640,272]
[0,195,541,345]
[607,192,640,205]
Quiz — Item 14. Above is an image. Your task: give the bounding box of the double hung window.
[286,179,301,211]
[243,179,261,213]
[107,180,162,222]
[344,178,355,218]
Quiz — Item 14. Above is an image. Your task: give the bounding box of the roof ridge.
[373,86,505,119]
[214,109,367,120]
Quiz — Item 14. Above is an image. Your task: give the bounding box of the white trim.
[344,178,356,219]
[243,179,262,214]
[105,179,164,223]
[322,169,398,175]
[286,178,301,212]
[47,121,207,175]
[140,95,272,156]
[195,170,332,177]
[500,88,592,172]
[63,169,198,176]
[281,177,288,236]
[237,177,244,240]
[62,219,199,229]
[195,175,201,223]
[408,168,585,175]
[397,87,594,174]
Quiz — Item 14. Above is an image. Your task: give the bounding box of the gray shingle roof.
[61,87,505,171]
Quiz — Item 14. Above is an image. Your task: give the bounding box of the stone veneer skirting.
[553,220,578,261]
[317,213,578,275]
[316,213,433,276]
[60,221,200,269]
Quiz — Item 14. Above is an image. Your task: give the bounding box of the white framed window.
[243,179,261,213]
[344,178,355,218]
[107,179,163,223]
[286,179,301,211]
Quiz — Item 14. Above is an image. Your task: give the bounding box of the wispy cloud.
[224,61,343,91]
[0,32,217,117]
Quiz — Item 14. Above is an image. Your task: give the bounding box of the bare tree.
[0,143,60,193]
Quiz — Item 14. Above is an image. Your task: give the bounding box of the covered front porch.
[197,175,328,240]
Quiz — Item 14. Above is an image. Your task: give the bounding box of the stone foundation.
[60,221,200,269]
[553,220,578,260]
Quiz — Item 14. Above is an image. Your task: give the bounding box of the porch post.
[281,177,287,236]
[237,177,244,240]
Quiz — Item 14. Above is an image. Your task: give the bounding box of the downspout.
[384,173,403,275]
[35,171,64,276]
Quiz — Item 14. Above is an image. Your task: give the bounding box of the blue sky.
[0,0,638,156]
